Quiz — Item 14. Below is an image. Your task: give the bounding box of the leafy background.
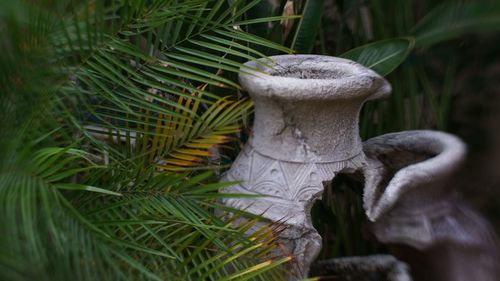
[0,0,296,280]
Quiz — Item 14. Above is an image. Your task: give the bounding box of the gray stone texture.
[310,255,412,281]
[221,55,390,279]
[363,130,500,281]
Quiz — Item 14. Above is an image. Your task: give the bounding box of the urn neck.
[250,96,365,163]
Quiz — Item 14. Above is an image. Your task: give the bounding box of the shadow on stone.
[309,255,412,281]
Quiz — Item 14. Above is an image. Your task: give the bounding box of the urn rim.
[239,55,391,101]
[362,130,467,221]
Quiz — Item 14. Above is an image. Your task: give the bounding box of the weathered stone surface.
[310,255,412,281]
[221,55,390,279]
[363,130,500,281]
[363,130,467,225]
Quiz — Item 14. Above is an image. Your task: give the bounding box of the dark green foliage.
[0,0,295,280]
[340,37,415,76]
[412,1,500,47]
[290,0,326,53]
[311,174,384,259]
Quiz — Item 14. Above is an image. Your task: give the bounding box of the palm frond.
[0,151,162,280]
[53,0,292,173]
[77,171,289,280]
[156,94,253,171]
[1,0,295,280]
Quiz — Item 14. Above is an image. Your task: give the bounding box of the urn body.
[221,55,390,278]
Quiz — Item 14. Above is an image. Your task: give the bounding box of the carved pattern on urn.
[224,144,365,202]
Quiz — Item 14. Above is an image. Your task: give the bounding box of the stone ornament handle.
[363,130,467,221]
[309,255,412,281]
[362,131,500,281]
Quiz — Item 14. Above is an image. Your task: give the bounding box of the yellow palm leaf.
[156,88,252,171]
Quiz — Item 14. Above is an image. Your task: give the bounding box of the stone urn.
[220,55,391,279]
[363,130,500,281]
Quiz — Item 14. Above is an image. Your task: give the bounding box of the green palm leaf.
[1,0,295,280]
[291,0,326,53]
[340,37,415,76]
[412,0,500,47]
